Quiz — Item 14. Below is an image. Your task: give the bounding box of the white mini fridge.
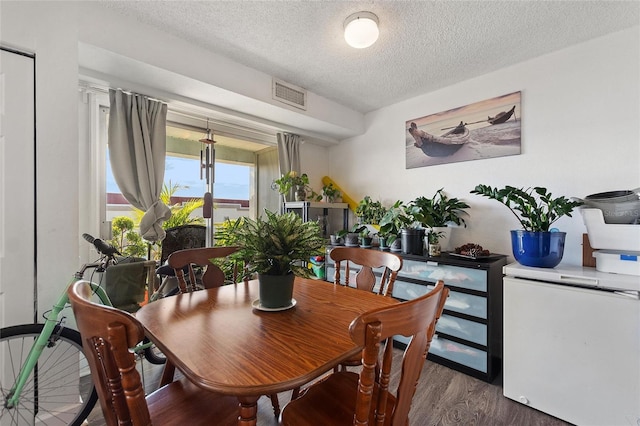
[503,263,640,426]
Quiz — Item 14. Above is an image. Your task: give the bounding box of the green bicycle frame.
[4,278,110,408]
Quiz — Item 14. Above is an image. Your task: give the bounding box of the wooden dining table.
[136,276,398,425]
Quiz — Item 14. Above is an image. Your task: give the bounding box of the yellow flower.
[288,171,298,178]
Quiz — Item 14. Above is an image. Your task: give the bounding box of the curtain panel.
[108,89,171,242]
[276,133,301,210]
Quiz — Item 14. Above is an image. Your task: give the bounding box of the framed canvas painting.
[406,91,521,168]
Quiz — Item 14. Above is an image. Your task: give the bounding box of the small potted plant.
[379,201,411,252]
[272,171,310,202]
[233,210,324,308]
[359,227,373,248]
[410,188,470,252]
[426,229,444,257]
[471,184,582,268]
[337,224,367,247]
[322,183,342,203]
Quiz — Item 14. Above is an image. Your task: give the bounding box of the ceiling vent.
[272,78,307,110]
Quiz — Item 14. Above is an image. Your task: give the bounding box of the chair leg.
[269,393,280,417]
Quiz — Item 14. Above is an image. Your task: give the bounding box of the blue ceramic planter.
[510,230,566,268]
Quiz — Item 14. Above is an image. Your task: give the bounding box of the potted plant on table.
[410,188,470,252]
[426,229,444,257]
[322,182,342,203]
[337,224,367,247]
[470,184,582,268]
[233,210,324,309]
[379,201,411,252]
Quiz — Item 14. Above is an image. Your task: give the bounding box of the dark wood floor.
[87,350,572,426]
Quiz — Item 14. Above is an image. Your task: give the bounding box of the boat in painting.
[408,121,470,157]
[487,105,516,125]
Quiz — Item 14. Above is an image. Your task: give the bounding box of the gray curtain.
[276,133,301,176]
[108,89,171,242]
[276,133,301,208]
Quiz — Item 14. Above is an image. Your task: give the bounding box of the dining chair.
[165,246,281,417]
[280,281,448,426]
[330,246,403,372]
[330,246,403,296]
[67,280,239,426]
[167,246,243,293]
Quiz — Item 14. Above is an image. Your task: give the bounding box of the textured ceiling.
[101,1,639,114]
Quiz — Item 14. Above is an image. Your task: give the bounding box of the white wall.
[1,2,80,314]
[328,27,640,266]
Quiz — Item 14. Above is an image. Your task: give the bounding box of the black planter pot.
[401,228,425,255]
[258,273,294,309]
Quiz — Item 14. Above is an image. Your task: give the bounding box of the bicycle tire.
[142,337,166,365]
[0,323,98,426]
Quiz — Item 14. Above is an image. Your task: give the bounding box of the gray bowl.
[577,198,640,224]
[585,188,640,203]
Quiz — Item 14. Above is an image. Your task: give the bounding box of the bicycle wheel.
[142,337,166,365]
[0,324,98,426]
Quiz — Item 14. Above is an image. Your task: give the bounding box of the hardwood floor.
[87,349,571,426]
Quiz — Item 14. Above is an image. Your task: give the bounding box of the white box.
[593,250,640,276]
[581,208,640,251]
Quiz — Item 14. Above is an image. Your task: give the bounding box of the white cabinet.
[503,266,640,426]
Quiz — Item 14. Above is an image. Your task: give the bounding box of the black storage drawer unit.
[325,247,506,383]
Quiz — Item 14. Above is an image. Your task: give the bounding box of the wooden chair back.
[167,246,241,293]
[68,280,152,425]
[351,280,448,425]
[330,247,402,296]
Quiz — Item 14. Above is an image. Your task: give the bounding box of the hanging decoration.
[200,119,216,229]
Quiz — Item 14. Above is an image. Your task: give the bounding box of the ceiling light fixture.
[343,11,379,49]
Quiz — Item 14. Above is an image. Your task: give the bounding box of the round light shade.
[344,11,379,49]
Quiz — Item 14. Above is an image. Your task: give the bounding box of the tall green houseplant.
[470,185,581,232]
[234,210,324,278]
[471,184,582,268]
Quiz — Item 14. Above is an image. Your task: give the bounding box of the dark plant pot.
[258,273,294,308]
[360,236,373,247]
[401,228,425,255]
[389,238,402,252]
[510,230,566,268]
[330,234,344,246]
[344,233,360,247]
[378,237,389,250]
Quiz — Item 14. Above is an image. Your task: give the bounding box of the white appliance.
[503,262,640,426]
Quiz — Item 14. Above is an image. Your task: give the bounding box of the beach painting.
[406,91,521,169]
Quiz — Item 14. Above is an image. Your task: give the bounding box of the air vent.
[272,78,307,110]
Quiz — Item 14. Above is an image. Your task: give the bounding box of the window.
[98,106,266,246]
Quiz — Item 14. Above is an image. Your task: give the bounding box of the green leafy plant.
[110,216,147,257]
[307,189,323,202]
[355,196,386,225]
[322,183,341,202]
[410,189,470,228]
[427,229,444,244]
[470,184,582,232]
[234,210,324,277]
[272,171,310,195]
[378,201,412,244]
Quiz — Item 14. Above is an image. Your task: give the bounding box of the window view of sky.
[106,153,250,200]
